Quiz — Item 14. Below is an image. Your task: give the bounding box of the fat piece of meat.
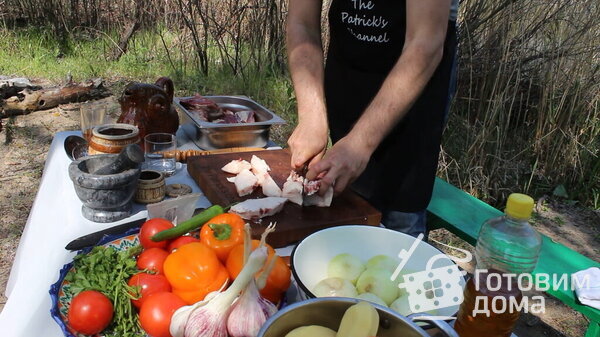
[302,177,333,207]
[230,197,288,220]
[250,155,281,196]
[233,168,258,197]
[303,179,321,196]
[259,173,282,197]
[303,186,334,207]
[236,110,256,123]
[250,155,271,182]
[222,159,252,174]
[282,171,303,205]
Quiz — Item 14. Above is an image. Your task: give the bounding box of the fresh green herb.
[65,245,144,337]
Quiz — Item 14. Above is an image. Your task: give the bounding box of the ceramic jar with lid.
[88,123,140,155]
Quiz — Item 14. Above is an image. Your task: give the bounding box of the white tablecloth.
[0,129,282,336]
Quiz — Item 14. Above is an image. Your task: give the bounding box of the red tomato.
[167,236,199,252]
[128,273,172,309]
[139,292,186,337]
[67,290,113,335]
[140,218,174,249]
[137,248,169,274]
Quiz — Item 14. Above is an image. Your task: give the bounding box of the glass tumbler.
[80,102,108,142]
[143,133,177,176]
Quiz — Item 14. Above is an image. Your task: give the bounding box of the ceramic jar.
[135,170,166,204]
[88,123,140,155]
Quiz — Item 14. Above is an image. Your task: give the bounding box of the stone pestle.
[92,144,145,175]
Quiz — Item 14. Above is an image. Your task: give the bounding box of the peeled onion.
[366,255,399,274]
[390,294,412,316]
[356,268,399,306]
[312,277,358,298]
[327,253,365,284]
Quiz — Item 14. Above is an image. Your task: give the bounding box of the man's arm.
[286,0,329,170]
[307,0,452,194]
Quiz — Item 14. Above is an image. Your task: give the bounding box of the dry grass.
[442,0,600,207]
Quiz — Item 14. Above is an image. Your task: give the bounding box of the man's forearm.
[349,42,444,152]
[286,4,328,125]
[348,0,451,152]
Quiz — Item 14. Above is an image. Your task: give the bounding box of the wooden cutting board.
[187,149,382,247]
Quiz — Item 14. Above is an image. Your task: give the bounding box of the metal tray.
[175,96,286,149]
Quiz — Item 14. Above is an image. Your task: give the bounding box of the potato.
[285,325,336,337]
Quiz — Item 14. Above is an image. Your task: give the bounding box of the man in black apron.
[287,0,458,236]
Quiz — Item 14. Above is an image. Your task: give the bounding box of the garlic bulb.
[227,279,277,337]
[226,222,277,337]
[169,247,268,337]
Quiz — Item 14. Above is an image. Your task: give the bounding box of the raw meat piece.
[251,155,271,173]
[180,94,223,121]
[303,179,321,196]
[258,172,282,197]
[250,155,281,196]
[222,159,252,174]
[236,110,256,123]
[250,155,271,184]
[180,94,258,124]
[222,109,240,124]
[302,177,333,207]
[230,197,288,220]
[233,169,258,197]
[303,186,334,207]
[282,171,303,205]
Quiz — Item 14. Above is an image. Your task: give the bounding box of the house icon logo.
[390,234,471,320]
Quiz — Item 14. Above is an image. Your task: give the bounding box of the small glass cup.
[143,133,177,176]
[80,102,108,142]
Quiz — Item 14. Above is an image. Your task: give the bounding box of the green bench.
[427,177,600,337]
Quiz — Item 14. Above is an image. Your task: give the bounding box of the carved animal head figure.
[117,77,179,142]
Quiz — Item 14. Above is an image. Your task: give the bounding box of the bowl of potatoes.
[256,297,458,337]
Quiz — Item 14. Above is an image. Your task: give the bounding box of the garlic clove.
[170,296,212,337]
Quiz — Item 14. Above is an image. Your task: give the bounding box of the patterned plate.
[49,227,140,337]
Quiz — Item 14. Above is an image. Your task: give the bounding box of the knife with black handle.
[65,218,146,251]
[64,207,209,251]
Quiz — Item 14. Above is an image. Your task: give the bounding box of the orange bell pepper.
[226,240,290,304]
[259,255,291,304]
[163,242,229,304]
[226,240,275,279]
[200,213,245,262]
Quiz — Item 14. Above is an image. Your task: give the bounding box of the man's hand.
[287,0,328,170]
[306,134,373,195]
[287,117,328,170]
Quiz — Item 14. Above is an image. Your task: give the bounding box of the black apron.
[325,0,457,213]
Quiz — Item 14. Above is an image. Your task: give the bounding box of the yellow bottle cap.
[505,193,535,219]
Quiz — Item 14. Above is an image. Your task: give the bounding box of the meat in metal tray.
[174,96,286,149]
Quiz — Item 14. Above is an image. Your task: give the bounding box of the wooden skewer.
[160,147,265,162]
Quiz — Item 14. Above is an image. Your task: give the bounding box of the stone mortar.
[68,154,141,222]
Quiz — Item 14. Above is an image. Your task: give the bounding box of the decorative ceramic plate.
[49,227,140,337]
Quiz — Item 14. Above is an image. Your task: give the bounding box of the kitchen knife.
[65,207,209,251]
[65,218,146,251]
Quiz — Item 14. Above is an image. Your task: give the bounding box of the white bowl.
[290,225,466,319]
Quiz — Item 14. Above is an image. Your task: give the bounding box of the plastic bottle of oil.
[454,193,542,337]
